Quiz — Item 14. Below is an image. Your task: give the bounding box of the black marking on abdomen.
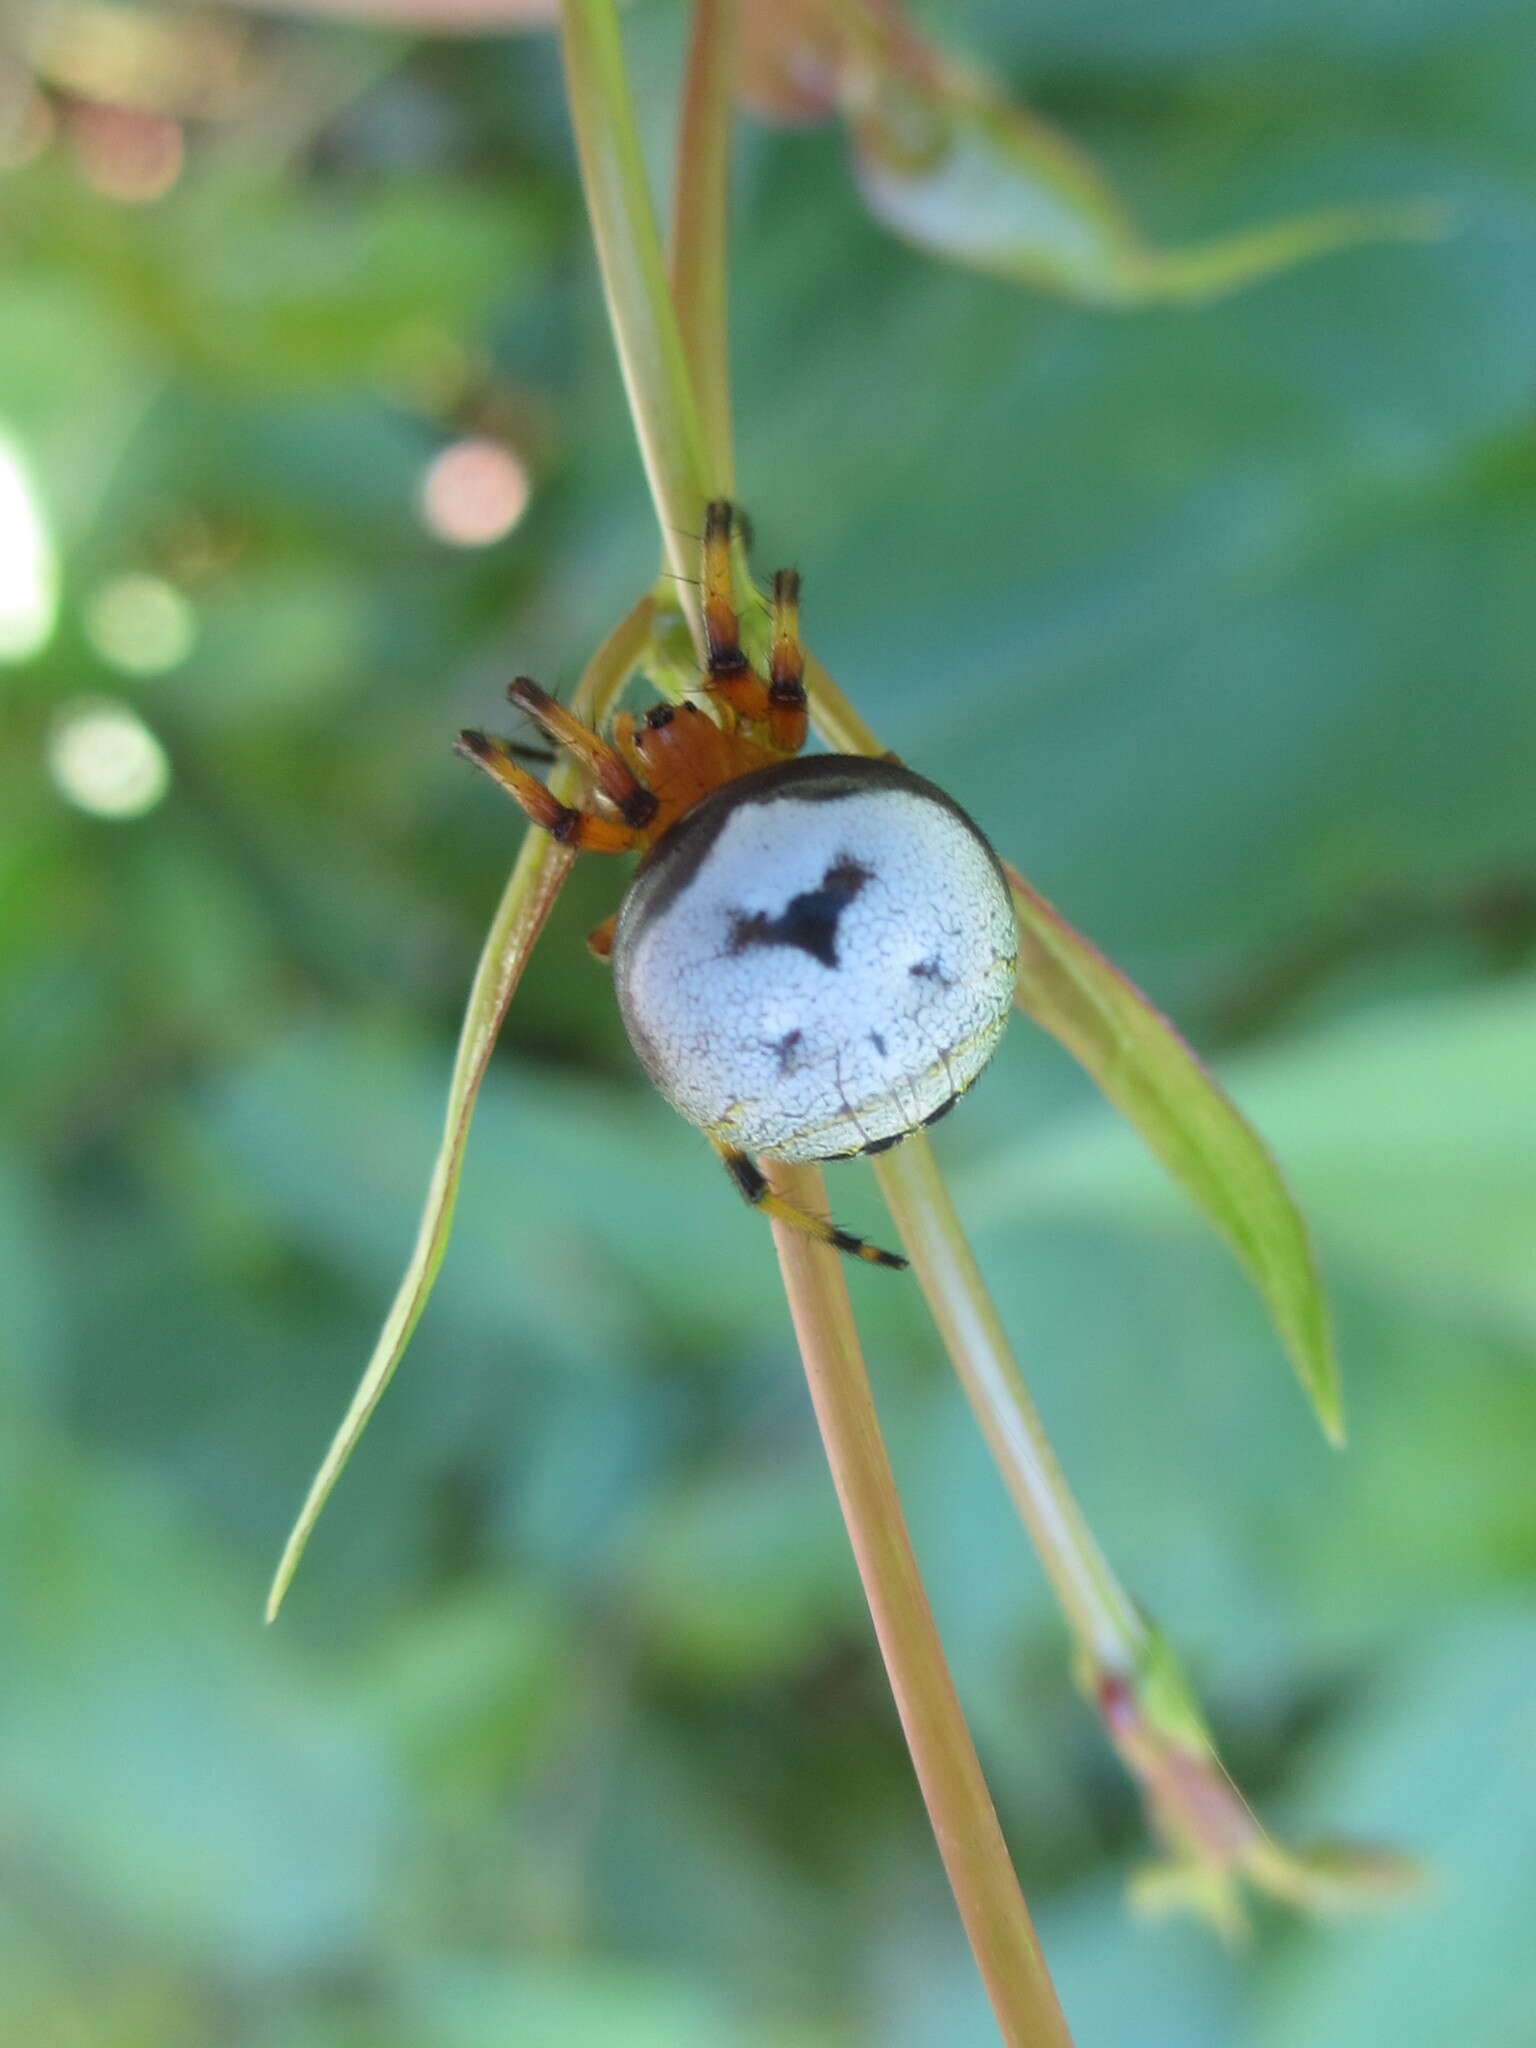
[909,955,952,987]
[728,855,873,970]
[774,1028,805,1074]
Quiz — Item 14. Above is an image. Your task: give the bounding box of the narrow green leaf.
[265,596,652,1620]
[1004,862,1343,1444]
[1112,203,1449,308]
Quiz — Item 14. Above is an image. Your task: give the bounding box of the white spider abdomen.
[611,755,1017,1162]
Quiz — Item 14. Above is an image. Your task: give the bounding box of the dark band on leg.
[768,571,805,695]
[831,1227,906,1270]
[714,1141,907,1270]
[612,787,659,828]
[722,1147,768,1205]
[505,676,658,829]
[703,501,751,680]
[766,568,808,750]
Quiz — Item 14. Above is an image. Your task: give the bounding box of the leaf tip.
[1308,1354,1346,1448]
[264,1539,302,1624]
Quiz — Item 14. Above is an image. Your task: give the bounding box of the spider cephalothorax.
[457,503,1017,1268]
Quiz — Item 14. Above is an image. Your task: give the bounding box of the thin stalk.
[871,1138,1405,1928]
[560,0,713,643]
[873,1134,1148,1680]
[804,649,884,756]
[766,1158,1074,2048]
[802,639,1144,1682]
[561,14,1072,2023]
[669,0,738,494]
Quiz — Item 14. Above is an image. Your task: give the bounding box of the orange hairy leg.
[701,499,770,724]
[452,731,645,852]
[506,677,657,828]
[766,569,808,754]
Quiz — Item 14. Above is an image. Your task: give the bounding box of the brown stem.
[765,1158,1074,2048]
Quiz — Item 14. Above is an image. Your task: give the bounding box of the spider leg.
[701,500,770,725]
[609,710,655,795]
[766,569,808,754]
[506,677,657,829]
[712,1140,907,1270]
[455,731,644,852]
[586,909,618,960]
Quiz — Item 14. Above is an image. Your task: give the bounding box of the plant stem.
[766,1158,1074,2048]
[559,0,713,643]
[803,649,885,756]
[560,14,1073,2025]
[669,0,738,494]
[873,1134,1149,1681]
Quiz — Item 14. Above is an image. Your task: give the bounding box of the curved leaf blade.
[745,0,1443,309]
[1004,862,1342,1444]
[264,827,573,1621]
[265,596,652,1620]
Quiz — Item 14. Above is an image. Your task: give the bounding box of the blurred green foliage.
[3,0,1535,2042]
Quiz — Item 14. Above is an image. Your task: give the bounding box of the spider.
[456,503,1018,1269]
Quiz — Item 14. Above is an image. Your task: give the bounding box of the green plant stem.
[559,0,713,642]
[669,0,738,494]
[765,1158,1074,2048]
[803,643,1146,1678]
[873,1134,1148,1680]
[803,648,885,755]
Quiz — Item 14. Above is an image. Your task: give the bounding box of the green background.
[4,0,1535,2040]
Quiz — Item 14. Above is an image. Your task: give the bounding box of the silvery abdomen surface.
[611,755,1017,1163]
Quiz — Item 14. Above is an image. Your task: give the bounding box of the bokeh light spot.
[420,437,531,547]
[48,697,171,819]
[0,433,60,663]
[69,102,183,203]
[86,572,196,674]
